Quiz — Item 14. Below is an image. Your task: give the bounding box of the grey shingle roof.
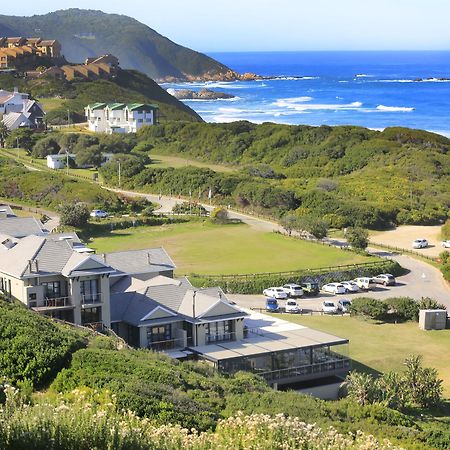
[0,217,45,238]
[110,276,248,326]
[101,248,176,276]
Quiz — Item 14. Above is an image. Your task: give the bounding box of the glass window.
[147,324,172,343]
[81,307,101,325]
[206,320,233,343]
[80,279,99,303]
[42,281,61,298]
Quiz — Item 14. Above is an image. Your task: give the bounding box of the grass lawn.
[284,315,450,397]
[149,154,236,173]
[37,97,65,112]
[89,219,377,276]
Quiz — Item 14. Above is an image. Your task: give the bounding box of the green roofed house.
[85,102,159,133]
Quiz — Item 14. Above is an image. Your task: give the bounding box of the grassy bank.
[89,220,377,275]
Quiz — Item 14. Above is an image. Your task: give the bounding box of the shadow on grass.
[349,359,382,378]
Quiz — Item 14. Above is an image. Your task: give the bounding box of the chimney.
[147,253,151,265]
[103,253,107,263]
[28,260,33,273]
[13,86,18,94]
[34,260,39,273]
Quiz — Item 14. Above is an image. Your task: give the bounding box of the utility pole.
[192,290,197,346]
[67,109,70,127]
[118,160,121,188]
[66,150,69,176]
[16,138,19,158]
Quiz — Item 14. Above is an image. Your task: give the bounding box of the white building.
[85,103,158,134]
[0,88,45,130]
[47,153,114,169]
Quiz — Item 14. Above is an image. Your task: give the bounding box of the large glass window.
[206,320,233,343]
[148,324,172,344]
[42,281,61,299]
[80,279,99,303]
[81,307,101,325]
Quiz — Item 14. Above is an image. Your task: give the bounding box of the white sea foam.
[274,97,363,112]
[355,74,373,78]
[376,105,415,112]
[338,80,349,83]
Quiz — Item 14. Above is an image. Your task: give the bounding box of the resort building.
[0,209,350,392]
[85,103,159,133]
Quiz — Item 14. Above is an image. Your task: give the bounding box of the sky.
[2,0,450,52]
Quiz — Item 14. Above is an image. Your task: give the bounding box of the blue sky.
[2,0,450,52]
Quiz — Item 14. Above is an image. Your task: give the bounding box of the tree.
[58,203,90,228]
[403,355,443,408]
[210,207,229,223]
[76,145,103,168]
[295,215,328,239]
[345,371,379,406]
[280,214,297,236]
[0,123,9,148]
[32,136,61,158]
[5,128,36,151]
[346,227,369,250]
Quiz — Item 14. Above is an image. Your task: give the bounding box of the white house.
[47,153,114,170]
[85,103,158,134]
[0,88,45,130]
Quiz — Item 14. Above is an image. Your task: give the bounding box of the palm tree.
[0,122,9,148]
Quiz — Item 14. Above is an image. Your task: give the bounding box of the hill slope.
[0,68,202,123]
[0,9,232,81]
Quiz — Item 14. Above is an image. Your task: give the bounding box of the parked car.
[322,301,339,314]
[90,209,108,218]
[372,273,396,286]
[282,283,304,298]
[263,287,288,299]
[301,282,320,296]
[285,299,301,314]
[337,299,352,313]
[265,298,280,312]
[412,238,428,249]
[340,281,360,293]
[322,283,346,295]
[353,277,376,290]
[442,240,450,249]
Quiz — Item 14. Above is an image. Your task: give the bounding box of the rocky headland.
[170,88,235,100]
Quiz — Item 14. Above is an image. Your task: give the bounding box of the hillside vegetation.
[126,122,450,227]
[0,69,201,124]
[1,297,449,449]
[0,9,231,81]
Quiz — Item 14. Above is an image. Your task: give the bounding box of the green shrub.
[58,202,90,228]
[349,297,389,321]
[384,297,420,322]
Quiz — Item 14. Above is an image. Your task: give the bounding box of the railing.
[257,358,351,383]
[206,332,234,344]
[43,296,72,308]
[81,292,102,305]
[148,337,193,351]
[369,241,438,263]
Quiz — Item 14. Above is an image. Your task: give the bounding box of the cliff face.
[0,9,234,82]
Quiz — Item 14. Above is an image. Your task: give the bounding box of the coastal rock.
[170,88,235,100]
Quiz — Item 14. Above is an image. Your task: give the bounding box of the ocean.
[162,51,450,135]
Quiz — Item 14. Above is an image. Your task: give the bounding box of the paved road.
[105,188,450,308]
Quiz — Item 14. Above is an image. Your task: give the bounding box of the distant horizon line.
[205,49,450,54]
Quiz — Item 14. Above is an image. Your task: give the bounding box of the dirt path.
[370,225,445,257]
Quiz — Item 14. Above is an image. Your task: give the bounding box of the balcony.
[32,296,73,312]
[206,332,234,344]
[81,292,102,307]
[148,337,193,352]
[257,357,351,384]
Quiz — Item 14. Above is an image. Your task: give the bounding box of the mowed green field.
[89,221,376,275]
[285,315,450,397]
[149,154,236,173]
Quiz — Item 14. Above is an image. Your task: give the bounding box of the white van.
[353,277,376,290]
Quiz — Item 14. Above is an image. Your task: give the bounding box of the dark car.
[301,282,319,296]
[265,298,280,312]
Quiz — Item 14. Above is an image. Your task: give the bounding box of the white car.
[340,281,360,293]
[322,283,346,295]
[353,277,376,290]
[285,299,301,314]
[442,240,450,249]
[263,287,288,299]
[90,209,108,218]
[412,238,428,249]
[337,299,352,313]
[282,283,304,298]
[322,301,339,314]
[372,273,396,286]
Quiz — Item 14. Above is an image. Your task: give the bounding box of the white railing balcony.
[205,332,234,344]
[32,296,73,310]
[81,292,102,306]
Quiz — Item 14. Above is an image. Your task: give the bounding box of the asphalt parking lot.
[228,272,445,313]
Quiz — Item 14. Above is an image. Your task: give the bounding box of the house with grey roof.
[0,204,350,390]
[0,216,46,238]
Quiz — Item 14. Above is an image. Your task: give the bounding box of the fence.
[191,260,390,282]
[370,241,438,263]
